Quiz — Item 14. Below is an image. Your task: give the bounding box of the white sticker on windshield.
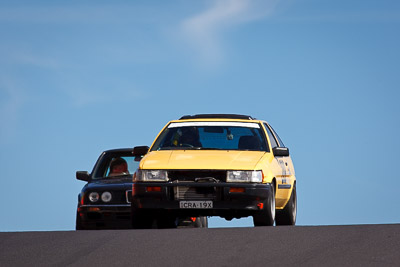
[168,122,260,128]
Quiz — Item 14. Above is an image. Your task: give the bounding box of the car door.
[264,123,293,208]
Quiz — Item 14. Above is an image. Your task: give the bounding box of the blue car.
[76,148,207,230]
[76,148,139,230]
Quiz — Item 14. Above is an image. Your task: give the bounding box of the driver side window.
[264,123,278,149]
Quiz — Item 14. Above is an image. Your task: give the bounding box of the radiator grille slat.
[174,186,217,200]
[126,190,132,203]
[168,170,226,182]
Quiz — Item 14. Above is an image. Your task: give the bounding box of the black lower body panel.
[131,182,272,219]
[77,205,131,229]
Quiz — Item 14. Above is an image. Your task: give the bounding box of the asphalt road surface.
[1,224,399,266]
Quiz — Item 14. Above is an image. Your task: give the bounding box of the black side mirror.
[273,147,290,157]
[76,171,91,182]
[133,146,149,157]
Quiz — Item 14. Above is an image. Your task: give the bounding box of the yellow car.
[132,114,297,228]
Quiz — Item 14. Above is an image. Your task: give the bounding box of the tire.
[156,215,177,229]
[131,209,154,229]
[200,216,208,228]
[276,183,297,226]
[175,216,208,228]
[75,211,84,230]
[253,183,275,226]
[192,216,208,228]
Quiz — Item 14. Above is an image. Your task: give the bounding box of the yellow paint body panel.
[140,151,265,170]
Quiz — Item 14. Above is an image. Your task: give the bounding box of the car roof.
[179,114,256,120]
[102,148,134,154]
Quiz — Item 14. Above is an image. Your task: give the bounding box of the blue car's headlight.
[101,191,112,202]
[88,192,99,202]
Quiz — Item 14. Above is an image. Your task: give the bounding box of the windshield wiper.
[197,147,226,150]
[159,147,201,150]
[158,147,230,151]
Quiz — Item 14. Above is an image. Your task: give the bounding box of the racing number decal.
[278,159,287,176]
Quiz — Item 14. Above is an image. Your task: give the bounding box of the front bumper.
[77,204,131,229]
[132,181,272,219]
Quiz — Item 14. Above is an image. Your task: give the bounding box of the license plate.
[179,201,213,209]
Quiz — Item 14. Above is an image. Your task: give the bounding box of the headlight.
[135,170,168,182]
[226,170,263,183]
[88,192,99,202]
[101,191,112,202]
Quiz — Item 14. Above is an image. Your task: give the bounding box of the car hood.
[85,177,132,190]
[141,150,266,170]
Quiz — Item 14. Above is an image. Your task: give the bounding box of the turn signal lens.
[229,187,245,193]
[146,186,162,192]
[88,207,100,212]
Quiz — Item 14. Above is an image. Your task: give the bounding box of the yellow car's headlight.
[226,170,262,183]
[135,170,169,182]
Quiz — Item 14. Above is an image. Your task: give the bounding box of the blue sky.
[1,0,399,231]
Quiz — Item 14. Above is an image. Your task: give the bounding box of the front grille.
[168,170,226,182]
[174,186,217,200]
[126,190,132,203]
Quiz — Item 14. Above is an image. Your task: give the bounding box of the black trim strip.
[179,114,254,120]
[278,184,292,189]
[80,204,130,208]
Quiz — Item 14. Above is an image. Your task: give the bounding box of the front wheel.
[176,216,208,228]
[193,216,208,228]
[156,215,177,229]
[131,209,154,229]
[276,183,297,225]
[75,211,84,230]
[253,183,275,226]
[200,216,208,228]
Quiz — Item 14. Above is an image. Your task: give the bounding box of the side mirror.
[133,146,149,157]
[76,171,91,182]
[273,147,290,157]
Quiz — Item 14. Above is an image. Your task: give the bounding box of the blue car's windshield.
[151,122,268,152]
[92,155,139,179]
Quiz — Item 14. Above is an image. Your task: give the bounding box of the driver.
[179,127,202,147]
[108,157,129,176]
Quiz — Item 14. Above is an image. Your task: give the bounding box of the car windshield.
[151,122,268,152]
[92,155,140,179]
